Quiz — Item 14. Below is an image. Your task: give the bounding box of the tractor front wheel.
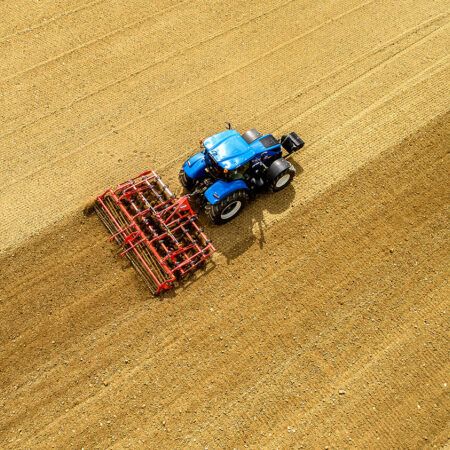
[269,163,295,192]
[179,168,195,191]
[205,189,249,224]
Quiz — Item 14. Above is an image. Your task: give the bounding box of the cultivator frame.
[95,170,215,295]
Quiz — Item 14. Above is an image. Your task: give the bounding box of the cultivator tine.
[95,170,215,295]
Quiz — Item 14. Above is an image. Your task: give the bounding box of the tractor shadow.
[203,159,302,263]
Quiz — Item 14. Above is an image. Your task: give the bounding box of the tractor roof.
[204,129,280,170]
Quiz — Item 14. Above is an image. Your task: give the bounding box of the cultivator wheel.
[95,170,216,295]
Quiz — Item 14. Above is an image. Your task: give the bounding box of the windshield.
[205,151,224,178]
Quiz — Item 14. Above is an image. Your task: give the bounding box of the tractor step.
[95,170,215,295]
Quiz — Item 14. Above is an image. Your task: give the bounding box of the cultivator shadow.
[95,171,215,295]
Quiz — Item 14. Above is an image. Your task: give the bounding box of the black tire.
[179,168,195,191]
[205,189,249,225]
[241,128,262,144]
[269,163,295,192]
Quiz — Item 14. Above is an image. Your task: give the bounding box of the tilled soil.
[0,0,449,447]
[0,0,448,251]
[1,114,448,448]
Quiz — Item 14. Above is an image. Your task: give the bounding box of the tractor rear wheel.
[241,129,262,144]
[205,189,249,224]
[179,168,195,191]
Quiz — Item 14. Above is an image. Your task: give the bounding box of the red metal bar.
[96,196,165,290]
[108,188,175,278]
[120,238,147,257]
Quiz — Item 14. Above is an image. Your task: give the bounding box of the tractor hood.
[203,130,254,171]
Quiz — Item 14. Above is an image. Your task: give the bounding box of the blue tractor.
[179,125,304,224]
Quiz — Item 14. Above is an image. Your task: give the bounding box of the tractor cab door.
[227,161,251,181]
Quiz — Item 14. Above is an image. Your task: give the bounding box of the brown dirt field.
[0,0,449,448]
[1,113,449,448]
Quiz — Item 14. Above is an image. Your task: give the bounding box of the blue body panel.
[204,130,281,171]
[249,138,280,155]
[183,151,207,179]
[204,179,248,205]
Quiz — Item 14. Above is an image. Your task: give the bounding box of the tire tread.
[205,189,249,224]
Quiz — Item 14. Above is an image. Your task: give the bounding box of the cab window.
[228,162,250,180]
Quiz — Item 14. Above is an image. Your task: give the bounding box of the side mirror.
[225,121,231,130]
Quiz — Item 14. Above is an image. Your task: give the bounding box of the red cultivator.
[95,170,215,295]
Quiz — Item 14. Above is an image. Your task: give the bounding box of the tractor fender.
[267,157,292,180]
[204,179,249,205]
[183,152,207,179]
